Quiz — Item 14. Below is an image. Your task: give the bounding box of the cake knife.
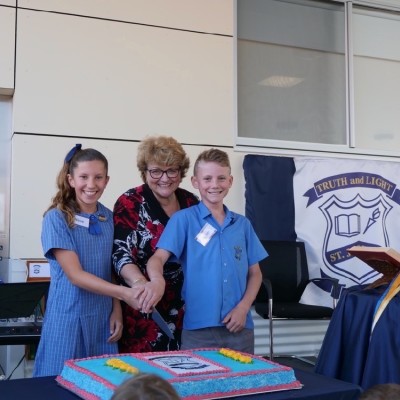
[150,308,175,339]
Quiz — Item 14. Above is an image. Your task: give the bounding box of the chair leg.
[268,298,273,360]
[273,354,317,366]
[292,355,316,366]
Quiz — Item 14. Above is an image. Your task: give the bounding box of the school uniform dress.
[112,184,198,352]
[33,203,116,377]
[156,201,268,331]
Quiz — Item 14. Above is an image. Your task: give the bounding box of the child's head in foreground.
[111,373,180,400]
[359,383,400,400]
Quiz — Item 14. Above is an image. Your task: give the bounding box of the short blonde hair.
[137,136,190,183]
[193,148,231,175]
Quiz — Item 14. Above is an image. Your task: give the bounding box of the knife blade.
[150,308,175,339]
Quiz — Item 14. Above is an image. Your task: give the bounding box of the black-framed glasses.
[146,168,180,179]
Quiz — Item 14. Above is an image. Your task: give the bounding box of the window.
[353,5,400,153]
[236,0,400,158]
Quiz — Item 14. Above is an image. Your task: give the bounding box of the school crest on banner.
[294,160,400,294]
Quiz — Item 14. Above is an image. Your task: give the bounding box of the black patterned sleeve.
[112,189,143,276]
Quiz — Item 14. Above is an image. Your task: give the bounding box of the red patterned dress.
[112,184,198,352]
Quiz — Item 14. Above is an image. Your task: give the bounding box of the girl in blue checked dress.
[33,144,139,377]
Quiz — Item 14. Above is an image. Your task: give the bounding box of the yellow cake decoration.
[105,358,139,374]
[219,348,252,364]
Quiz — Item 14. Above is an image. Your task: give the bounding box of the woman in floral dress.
[112,136,198,352]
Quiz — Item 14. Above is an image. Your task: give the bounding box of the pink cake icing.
[56,348,302,400]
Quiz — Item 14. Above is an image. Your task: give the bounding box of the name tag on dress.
[196,223,217,246]
[75,215,89,228]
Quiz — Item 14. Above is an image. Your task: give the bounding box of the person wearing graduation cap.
[33,144,139,377]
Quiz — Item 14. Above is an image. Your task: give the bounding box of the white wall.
[0,4,15,94]
[7,0,237,258]
[13,5,233,145]
[18,0,232,34]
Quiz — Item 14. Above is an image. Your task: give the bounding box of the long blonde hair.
[45,146,108,227]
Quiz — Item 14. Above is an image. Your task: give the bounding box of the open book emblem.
[320,193,391,285]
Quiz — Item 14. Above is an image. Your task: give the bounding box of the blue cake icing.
[57,348,302,400]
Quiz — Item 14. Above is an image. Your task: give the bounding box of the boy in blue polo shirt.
[142,148,267,353]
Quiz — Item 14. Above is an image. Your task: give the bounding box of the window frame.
[235,0,400,160]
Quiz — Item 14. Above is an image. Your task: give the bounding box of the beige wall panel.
[0,1,15,6]
[0,6,15,94]
[14,10,233,146]
[19,0,233,36]
[10,135,245,258]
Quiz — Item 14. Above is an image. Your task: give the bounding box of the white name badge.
[196,223,217,246]
[75,215,89,228]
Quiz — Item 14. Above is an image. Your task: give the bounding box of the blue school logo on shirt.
[234,246,242,261]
